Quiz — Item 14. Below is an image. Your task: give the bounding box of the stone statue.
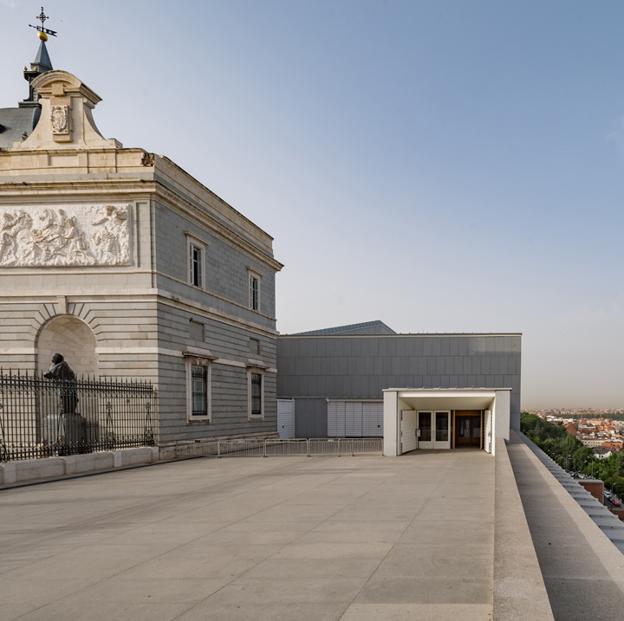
[44,352,76,384]
[42,353,85,453]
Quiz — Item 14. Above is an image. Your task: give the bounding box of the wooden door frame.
[454,410,483,449]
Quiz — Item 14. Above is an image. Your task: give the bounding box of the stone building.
[0,42,283,445]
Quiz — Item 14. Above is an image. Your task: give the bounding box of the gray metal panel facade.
[277,334,522,431]
[293,398,328,438]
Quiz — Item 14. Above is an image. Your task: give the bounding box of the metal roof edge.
[382,387,513,392]
[278,332,522,338]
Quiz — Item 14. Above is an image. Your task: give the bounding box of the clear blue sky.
[2,1,623,409]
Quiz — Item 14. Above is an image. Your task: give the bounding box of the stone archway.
[37,315,98,377]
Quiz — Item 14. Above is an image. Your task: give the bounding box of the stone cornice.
[0,177,284,272]
[153,182,283,272]
[155,156,274,244]
[0,178,155,198]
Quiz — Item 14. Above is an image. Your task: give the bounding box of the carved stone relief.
[0,204,132,267]
[141,151,155,167]
[51,105,71,135]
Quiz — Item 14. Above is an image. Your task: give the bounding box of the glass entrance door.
[454,412,482,448]
[417,411,432,449]
[417,411,450,449]
[434,411,450,449]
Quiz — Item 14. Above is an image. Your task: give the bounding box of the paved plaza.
[1,452,494,621]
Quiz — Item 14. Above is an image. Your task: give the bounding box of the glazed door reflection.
[434,411,451,449]
[454,412,482,448]
[417,411,433,449]
[417,411,450,449]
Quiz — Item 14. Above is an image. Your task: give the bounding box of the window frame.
[247,369,264,420]
[248,271,261,312]
[185,356,212,422]
[187,237,205,288]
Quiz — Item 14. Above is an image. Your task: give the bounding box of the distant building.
[601,441,623,452]
[565,422,577,437]
[579,438,609,448]
[592,447,612,459]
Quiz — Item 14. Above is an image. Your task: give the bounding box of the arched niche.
[36,315,98,377]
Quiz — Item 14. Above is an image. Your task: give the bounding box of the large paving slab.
[1,450,494,620]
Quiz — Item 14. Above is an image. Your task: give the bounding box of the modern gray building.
[277,321,521,455]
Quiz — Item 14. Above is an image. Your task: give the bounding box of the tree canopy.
[521,412,624,498]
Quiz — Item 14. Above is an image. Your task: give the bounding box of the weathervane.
[29,6,58,41]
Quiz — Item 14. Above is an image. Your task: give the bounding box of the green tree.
[611,476,624,499]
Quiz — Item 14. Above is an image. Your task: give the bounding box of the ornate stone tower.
[0,68,143,376]
[0,56,282,445]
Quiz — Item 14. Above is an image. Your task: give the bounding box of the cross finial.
[36,7,49,29]
[29,6,58,41]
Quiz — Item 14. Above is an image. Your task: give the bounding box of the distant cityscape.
[529,409,624,457]
[530,408,624,417]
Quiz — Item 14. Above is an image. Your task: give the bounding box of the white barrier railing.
[203,437,383,458]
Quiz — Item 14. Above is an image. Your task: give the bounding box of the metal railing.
[0,370,157,462]
[206,437,383,458]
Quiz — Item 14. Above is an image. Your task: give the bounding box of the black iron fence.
[0,370,157,462]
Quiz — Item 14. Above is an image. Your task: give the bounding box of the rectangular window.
[250,372,263,418]
[190,244,203,287]
[249,274,259,311]
[249,337,261,355]
[186,358,211,421]
[436,412,449,442]
[191,365,208,417]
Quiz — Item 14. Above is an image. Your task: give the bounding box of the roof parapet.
[12,70,120,151]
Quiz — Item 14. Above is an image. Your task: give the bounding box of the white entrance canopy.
[382,388,511,457]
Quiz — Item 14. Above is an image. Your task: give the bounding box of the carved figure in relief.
[30,209,63,263]
[0,211,33,265]
[92,205,129,264]
[60,212,91,262]
[0,212,20,264]
[0,204,131,267]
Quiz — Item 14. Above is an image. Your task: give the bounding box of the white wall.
[484,409,493,454]
[383,390,506,456]
[495,390,511,441]
[383,391,399,456]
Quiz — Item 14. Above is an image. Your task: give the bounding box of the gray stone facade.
[0,68,282,446]
[277,333,522,434]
